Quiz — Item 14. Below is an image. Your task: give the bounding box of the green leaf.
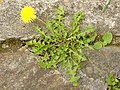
[32,47,40,54]
[35,26,42,33]
[102,32,113,45]
[89,33,97,42]
[73,11,85,22]
[38,60,46,68]
[107,74,120,90]
[55,6,64,21]
[66,69,76,76]
[93,41,103,49]
[107,74,114,86]
[56,6,64,16]
[73,81,80,86]
[26,40,33,46]
[46,62,52,68]
[81,26,96,36]
[62,60,68,69]
[69,76,80,85]
[43,53,49,61]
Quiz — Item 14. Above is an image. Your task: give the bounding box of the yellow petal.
[20,6,37,23]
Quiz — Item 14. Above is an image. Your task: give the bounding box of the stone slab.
[0,0,120,41]
[0,47,79,90]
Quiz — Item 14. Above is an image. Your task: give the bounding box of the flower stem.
[101,0,112,14]
[36,18,46,26]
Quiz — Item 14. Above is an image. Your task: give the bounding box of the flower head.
[20,6,37,23]
[0,0,3,4]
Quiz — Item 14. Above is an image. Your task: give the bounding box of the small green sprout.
[93,32,113,49]
[107,74,120,90]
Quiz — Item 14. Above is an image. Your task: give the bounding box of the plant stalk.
[101,0,112,14]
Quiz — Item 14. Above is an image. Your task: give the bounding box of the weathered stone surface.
[0,0,120,40]
[0,47,79,90]
[57,47,120,90]
[78,46,120,90]
[0,0,120,90]
[0,0,59,41]
[1,46,120,90]
[0,38,23,53]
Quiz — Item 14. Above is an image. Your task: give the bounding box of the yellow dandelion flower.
[0,0,3,4]
[20,6,37,23]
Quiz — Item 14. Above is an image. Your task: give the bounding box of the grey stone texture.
[0,0,120,90]
[0,47,79,90]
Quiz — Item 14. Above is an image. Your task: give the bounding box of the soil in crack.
[0,38,25,53]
